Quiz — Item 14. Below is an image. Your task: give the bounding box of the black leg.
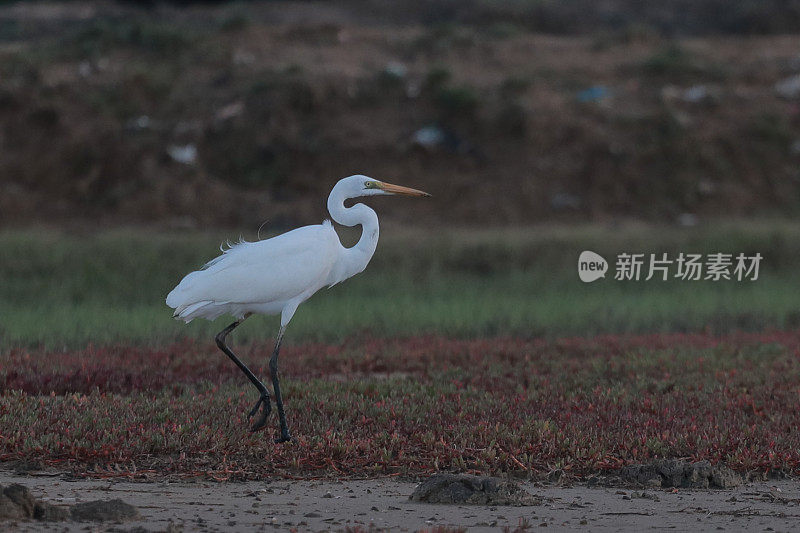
[215,318,272,432]
[269,327,292,443]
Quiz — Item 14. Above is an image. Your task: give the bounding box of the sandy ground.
[2,470,800,532]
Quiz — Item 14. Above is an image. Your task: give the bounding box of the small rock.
[4,484,35,516]
[576,86,611,103]
[410,473,540,506]
[232,49,255,65]
[126,115,151,131]
[663,84,720,105]
[0,493,27,520]
[412,126,446,149]
[382,62,407,80]
[767,469,787,480]
[34,502,70,521]
[12,460,44,474]
[322,491,333,498]
[620,460,742,489]
[550,192,581,211]
[711,466,742,489]
[167,144,197,165]
[215,101,244,122]
[682,85,711,103]
[645,478,662,488]
[677,213,698,227]
[70,499,139,522]
[776,74,800,99]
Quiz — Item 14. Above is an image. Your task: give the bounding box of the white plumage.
[167,221,340,324]
[164,174,429,441]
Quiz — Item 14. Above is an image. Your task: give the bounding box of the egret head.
[343,175,430,198]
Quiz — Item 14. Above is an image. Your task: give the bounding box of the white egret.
[166,175,430,442]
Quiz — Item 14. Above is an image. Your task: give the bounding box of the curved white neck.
[327,183,380,280]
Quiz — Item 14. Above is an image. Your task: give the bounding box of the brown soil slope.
[1,2,799,228]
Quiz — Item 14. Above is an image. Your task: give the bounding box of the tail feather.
[167,270,215,323]
[166,252,242,322]
[171,300,213,323]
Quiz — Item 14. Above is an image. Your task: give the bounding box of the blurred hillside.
[1,1,800,228]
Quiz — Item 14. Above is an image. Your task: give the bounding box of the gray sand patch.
[3,470,800,532]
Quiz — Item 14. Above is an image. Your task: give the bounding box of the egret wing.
[167,223,340,313]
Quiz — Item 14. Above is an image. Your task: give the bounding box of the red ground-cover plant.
[1,331,799,480]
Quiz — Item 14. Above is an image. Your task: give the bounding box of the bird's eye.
[365,181,378,189]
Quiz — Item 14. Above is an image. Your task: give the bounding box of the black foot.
[274,433,294,444]
[248,394,272,433]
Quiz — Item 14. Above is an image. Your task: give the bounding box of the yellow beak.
[379,181,431,197]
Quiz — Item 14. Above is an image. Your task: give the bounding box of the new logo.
[578,251,608,282]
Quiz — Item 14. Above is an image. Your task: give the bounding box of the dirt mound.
[410,473,540,505]
[70,498,140,521]
[620,459,742,489]
[0,484,138,523]
[1,484,69,521]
